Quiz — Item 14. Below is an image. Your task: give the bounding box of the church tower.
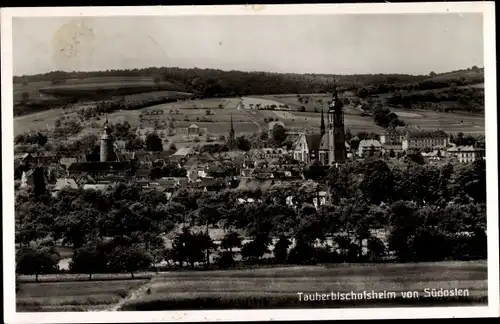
[100,115,114,162]
[228,114,236,150]
[320,108,326,138]
[327,79,346,164]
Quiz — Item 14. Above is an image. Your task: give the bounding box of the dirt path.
[97,279,153,312]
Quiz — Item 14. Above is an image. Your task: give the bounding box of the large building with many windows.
[380,128,448,152]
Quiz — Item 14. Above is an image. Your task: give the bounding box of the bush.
[216,251,235,269]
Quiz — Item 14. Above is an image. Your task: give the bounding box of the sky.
[12,13,484,76]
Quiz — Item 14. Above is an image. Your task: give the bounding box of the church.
[292,82,350,165]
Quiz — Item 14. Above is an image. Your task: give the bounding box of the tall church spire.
[228,114,235,150]
[320,108,326,137]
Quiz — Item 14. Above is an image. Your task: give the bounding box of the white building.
[447,146,485,163]
[358,139,382,157]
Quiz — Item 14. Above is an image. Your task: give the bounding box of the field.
[16,279,150,312]
[119,261,487,310]
[14,89,485,141]
[15,261,486,312]
[261,94,485,135]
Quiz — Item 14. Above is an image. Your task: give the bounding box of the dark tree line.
[15,68,440,100]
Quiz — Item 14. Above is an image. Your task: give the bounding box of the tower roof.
[329,78,343,112]
[101,114,113,139]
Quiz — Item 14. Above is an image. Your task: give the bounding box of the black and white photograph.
[2,2,499,322]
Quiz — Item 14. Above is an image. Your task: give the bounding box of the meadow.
[15,261,486,312]
[16,279,150,312]
[13,89,485,141]
[120,261,487,310]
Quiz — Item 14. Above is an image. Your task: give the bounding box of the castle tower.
[320,108,326,138]
[327,79,346,165]
[100,115,114,162]
[228,114,236,150]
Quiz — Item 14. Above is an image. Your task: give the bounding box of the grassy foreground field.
[15,261,487,312]
[16,279,150,312]
[120,261,487,311]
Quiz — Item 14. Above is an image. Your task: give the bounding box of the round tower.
[100,116,114,162]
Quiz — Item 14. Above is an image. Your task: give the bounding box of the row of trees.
[386,87,484,112]
[15,158,487,278]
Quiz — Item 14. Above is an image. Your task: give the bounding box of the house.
[188,124,200,135]
[46,163,67,183]
[261,147,288,160]
[236,178,274,192]
[312,191,328,209]
[82,183,115,192]
[67,161,132,178]
[380,128,405,152]
[75,173,97,186]
[20,170,35,189]
[99,175,132,184]
[447,146,485,163]
[151,151,173,163]
[358,140,383,157]
[135,127,156,140]
[59,157,79,169]
[291,133,311,163]
[135,164,151,180]
[188,178,227,191]
[422,149,447,164]
[156,177,188,192]
[128,150,155,163]
[52,178,79,196]
[187,166,208,181]
[19,153,35,165]
[172,147,193,160]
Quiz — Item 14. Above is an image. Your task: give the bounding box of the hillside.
[13,66,484,117]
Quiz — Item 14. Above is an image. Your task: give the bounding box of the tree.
[303,160,326,180]
[272,124,287,145]
[220,231,242,255]
[170,227,205,269]
[195,231,217,267]
[359,160,395,204]
[236,136,251,151]
[350,136,360,152]
[69,239,108,280]
[145,133,163,152]
[108,244,152,278]
[125,135,144,151]
[146,234,167,273]
[217,251,235,269]
[240,233,271,263]
[405,149,425,165]
[287,237,317,265]
[366,237,386,261]
[273,235,291,264]
[168,143,178,153]
[16,245,61,282]
[21,91,30,102]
